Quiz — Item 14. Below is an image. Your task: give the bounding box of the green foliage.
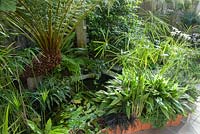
[159,39,200,84]
[93,69,148,118]
[0,75,72,133]
[1,105,9,134]
[93,68,149,118]
[108,18,200,85]
[35,76,72,111]
[28,119,68,134]
[89,20,199,127]
[4,0,98,54]
[143,11,171,41]
[0,44,15,88]
[58,103,102,134]
[87,0,143,55]
[92,67,192,128]
[0,104,24,134]
[0,23,9,43]
[0,46,42,90]
[0,87,29,133]
[142,75,190,127]
[0,0,17,11]
[0,45,38,133]
[61,55,82,76]
[181,11,200,27]
[27,120,42,134]
[0,0,199,133]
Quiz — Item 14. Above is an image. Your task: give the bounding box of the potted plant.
[92,67,193,134]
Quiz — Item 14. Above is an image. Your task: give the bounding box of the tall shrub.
[87,0,143,54]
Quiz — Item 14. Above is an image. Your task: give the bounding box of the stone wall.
[141,0,200,14]
[140,0,200,30]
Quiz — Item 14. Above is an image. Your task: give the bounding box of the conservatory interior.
[0,0,200,134]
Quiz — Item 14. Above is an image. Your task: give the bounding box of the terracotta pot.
[101,115,183,134]
[166,115,183,127]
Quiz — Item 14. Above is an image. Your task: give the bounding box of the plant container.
[101,115,183,134]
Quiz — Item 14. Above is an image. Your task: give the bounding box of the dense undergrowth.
[0,0,200,134]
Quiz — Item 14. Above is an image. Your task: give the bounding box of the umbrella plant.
[4,0,98,79]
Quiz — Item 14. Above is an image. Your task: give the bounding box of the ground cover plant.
[0,0,200,134]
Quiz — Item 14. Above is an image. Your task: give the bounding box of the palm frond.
[5,0,99,54]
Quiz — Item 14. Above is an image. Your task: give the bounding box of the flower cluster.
[171,27,200,47]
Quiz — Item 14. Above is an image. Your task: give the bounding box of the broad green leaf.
[27,120,42,134]
[172,100,184,113]
[50,128,69,134]
[160,106,170,119]
[109,98,121,106]
[45,119,52,134]
[2,105,9,134]
[126,101,131,119]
